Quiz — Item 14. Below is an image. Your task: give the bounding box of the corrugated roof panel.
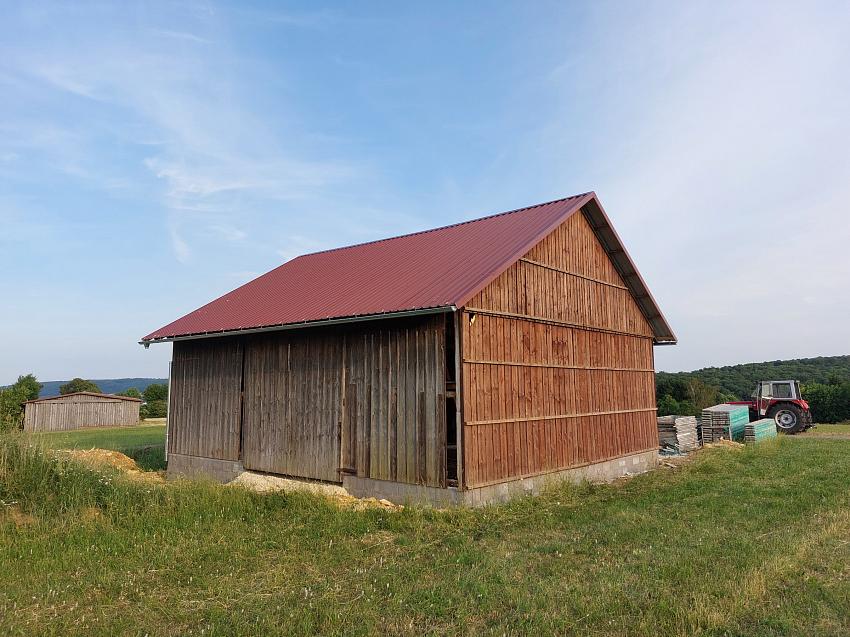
[142,192,676,343]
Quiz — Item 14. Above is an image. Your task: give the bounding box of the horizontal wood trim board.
[465,407,657,426]
[462,308,653,340]
[465,447,658,489]
[463,359,654,372]
[518,257,629,290]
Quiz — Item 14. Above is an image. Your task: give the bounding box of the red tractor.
[728,380,813,434]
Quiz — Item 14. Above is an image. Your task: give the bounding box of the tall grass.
[34,424,168,471]
[0,433,285,524]
[2,433,850,636]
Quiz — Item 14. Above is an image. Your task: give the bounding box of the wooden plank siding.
[241,330,345,482]
[460,208,658,488]
[343,316,446,487]
[168,338,243,460]
[167,314,448,486]
[23,395,140,432]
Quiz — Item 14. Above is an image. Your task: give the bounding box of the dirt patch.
[79,506,104,523]
[230,471,403,510]
[331,494,403,511]
[4,505,37,529]
[657,454,696,470]
[704,439,745,450]
[655,440,745,472]
[60,449,165,483]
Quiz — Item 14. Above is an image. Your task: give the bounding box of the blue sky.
[2,1,849,385]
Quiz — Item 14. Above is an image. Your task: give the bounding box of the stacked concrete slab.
[744,418,778,443]
[700,404,749,443]
[657,415,700,452]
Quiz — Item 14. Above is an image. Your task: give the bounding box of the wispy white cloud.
[537,1,850,369]
[208,224,247,242]
[169,226,191,263]
[150,29,213,44]
[1,6,364,263]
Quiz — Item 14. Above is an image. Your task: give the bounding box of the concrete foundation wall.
[168,449,657,507]
[167,452,244,482]
[344,449,657,507]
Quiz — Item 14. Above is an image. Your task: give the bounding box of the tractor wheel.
[767,404,806,435]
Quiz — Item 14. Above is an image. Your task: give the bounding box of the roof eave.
[581,196,677,345]
[141,305,457,345]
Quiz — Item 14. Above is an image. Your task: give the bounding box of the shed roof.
[24,391,143,404]
[143,192,676,344]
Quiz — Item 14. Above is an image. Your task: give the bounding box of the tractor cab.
[753,380,802,415]
[747,380,813,433]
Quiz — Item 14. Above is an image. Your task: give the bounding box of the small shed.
[22,392,142,432]
[142,192,676,505]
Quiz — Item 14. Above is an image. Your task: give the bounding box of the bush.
[59,378,102,395]
[0,374,42,429]
[142,383,168,403]
[140,400,167,419]
[803,381,850,423]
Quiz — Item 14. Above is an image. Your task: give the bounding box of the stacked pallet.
[700,404,749,443]
[744,418,777,443]
[657,415,700,452]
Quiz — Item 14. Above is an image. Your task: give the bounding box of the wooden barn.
[23,392,142,433]
[142,192,675,505]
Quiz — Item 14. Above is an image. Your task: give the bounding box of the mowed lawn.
[33,421,166,470]
[1,436,849,636]
[804,422,850,437]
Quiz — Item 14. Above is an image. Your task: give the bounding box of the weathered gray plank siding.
[22,395,140,432]
[166,315,448,486]
[241,330,344,482]
[345,316,446,487]
[168,338,243,460]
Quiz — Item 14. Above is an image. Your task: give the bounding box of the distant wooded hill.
[658,355,850,400]
[37,378,167,398]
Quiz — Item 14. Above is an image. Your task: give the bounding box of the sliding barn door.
[241,331,344,482]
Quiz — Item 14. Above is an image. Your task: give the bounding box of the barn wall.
[240,314,446,486]
[168,338,243,460]
[169,314,447,486]
[465,210,653,338]
[343,315,447,487]
[241,329,345,482]
[460,208,658,488]
[22,396,140,432]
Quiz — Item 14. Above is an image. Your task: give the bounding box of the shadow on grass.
[121,444,166,471]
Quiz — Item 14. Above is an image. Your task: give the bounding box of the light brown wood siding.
[168,338,243,460]
[465,210,653,338]
[460,208,658,488]
[22,395,140,432]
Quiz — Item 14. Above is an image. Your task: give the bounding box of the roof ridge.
[25,390,143,403]
[290,192,592,261]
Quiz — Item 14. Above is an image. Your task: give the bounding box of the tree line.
[0,374,169,427]
[4,354,849,429]
[657,355,850,423]
[658,355,850,401]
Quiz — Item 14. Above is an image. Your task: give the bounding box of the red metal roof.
[142,192,676,343]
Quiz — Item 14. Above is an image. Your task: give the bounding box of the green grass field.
[34,423,166,470]
[1,434,849,636]
[805,423,850,436]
